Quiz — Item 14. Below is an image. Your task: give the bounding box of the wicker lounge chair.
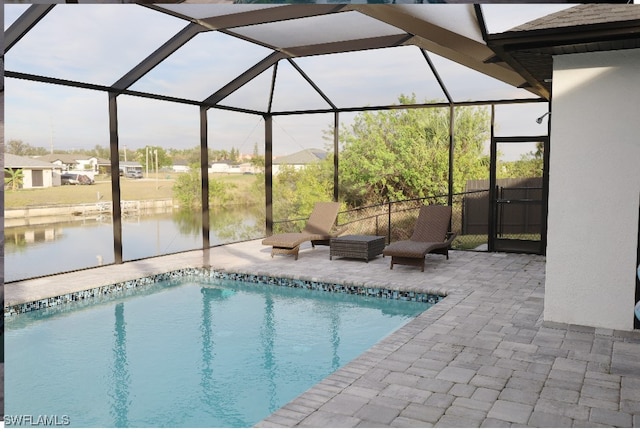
[262,202,343,260]
[382,205,457,272]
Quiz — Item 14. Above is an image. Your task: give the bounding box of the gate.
[489,136,549,254]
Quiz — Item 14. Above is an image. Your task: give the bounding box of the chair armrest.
[331,225,348,237]
[444,231,457,246]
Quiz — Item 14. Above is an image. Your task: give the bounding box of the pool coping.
[4,267,444,317]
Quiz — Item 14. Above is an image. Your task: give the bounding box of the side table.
[330,235,386,262]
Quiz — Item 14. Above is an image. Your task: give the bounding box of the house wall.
[22,168,56,189]
[545,48,640,330]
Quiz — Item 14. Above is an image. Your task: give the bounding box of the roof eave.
[485,20,640,101]
[487,20,640,51]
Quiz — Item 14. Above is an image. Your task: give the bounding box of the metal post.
[387,201,392,244]
[265,115,273,236]
[333,111,339,202]
[200,106,210,250]
[488,104,496,252]
[448,104,454,207]
[108,92,123,264]
[154,149,158,190]
[635,193,640,329]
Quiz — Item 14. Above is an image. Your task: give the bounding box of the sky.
[3,4,570,160]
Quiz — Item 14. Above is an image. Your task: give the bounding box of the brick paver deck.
[5,240,640,427]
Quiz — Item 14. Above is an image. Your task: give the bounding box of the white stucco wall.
[22,168,56,189]
[545,48,640,330]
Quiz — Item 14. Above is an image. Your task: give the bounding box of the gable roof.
[511,4,640,31]
[120,161,142,167]
[36,153,95,164]
[5,153,59,169]
[273,148,327,165]
[487,4,640,98]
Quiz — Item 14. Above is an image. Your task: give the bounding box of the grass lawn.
[4,173,259,208]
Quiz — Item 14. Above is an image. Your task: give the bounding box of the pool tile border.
[4,267,443,317]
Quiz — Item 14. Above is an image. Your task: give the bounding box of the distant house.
[119,161,143,178]
[172,159,191,173]
[209,159,240,174]
[238,162,260,174]
[272,148,327,176]
[4,153,62,188]
[35,153,109,175]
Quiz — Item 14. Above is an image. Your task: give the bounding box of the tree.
[172,166,234,209]
[248,158,335,233]
[498,142,544,179]
[6,139,48,156]
[88,144,110,160]
[229,147,240,162]
[133,147,172,171]
[338,94,490,207]
[5,168,24,190]
[249,142,264,170]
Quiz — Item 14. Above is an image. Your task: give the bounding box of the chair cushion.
[262,233,310,249]
[383,240,435,258]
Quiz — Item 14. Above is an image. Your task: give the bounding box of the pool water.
[5,278,434,428]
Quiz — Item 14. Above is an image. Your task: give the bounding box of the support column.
[108,92,123,264]
[540,101,551,255]
[333,111,339,202]
[488,104,496,252]
[636,194,640,329]
[265,115,273,236]
[200,106,210,250]
[448,105,454,207]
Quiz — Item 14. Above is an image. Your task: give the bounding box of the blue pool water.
[5,278,434,428]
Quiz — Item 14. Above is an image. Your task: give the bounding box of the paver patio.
[5,240,640,427]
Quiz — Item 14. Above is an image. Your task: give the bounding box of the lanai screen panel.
[269,60,336,113]
[428,52,536,102]
[4,4,29,28]
[217,65,274,113]
[4,5,185,87]
[117,96,203,262]
[208,109,264,157]
[3,80,115,282]
[294,46,449,109]
[229,10,405,48]
[494,103,550,137]
[130,31,274,103]
[158,4,283,20]
[395,4,486,44]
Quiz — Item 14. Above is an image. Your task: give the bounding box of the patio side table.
[330,235,386,262]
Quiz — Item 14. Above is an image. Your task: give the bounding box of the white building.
[4,153,62,188]
[494,5,640,330]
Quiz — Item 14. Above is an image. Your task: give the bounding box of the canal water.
[4,207,263,282]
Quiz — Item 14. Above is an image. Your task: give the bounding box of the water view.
[4,206,263,282]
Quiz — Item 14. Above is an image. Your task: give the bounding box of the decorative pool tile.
[4,267,443,316]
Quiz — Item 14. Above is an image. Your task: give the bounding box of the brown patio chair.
[262,202,344,260]
[382,205,457,272]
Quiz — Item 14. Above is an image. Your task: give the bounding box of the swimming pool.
[5,272,439,428]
